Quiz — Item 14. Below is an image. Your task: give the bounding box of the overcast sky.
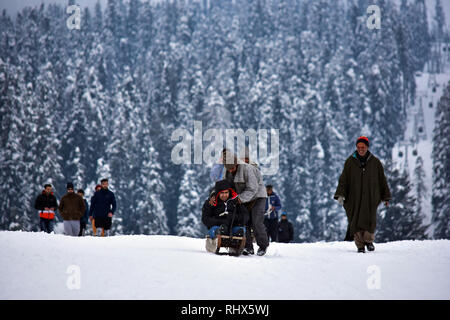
[0,0,449,28]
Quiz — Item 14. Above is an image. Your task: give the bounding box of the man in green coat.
[334,136,391,253]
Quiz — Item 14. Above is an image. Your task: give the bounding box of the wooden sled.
[206,234,246,256]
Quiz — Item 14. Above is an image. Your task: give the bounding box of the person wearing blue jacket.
[210,163,224,182]
[264,185,282,242]
[89,178,116,236]
[77,189,90,236]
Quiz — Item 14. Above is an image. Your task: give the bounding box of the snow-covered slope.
[393,70,450,234]
[1,231,449,299]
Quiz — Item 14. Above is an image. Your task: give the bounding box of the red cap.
[356,136,370,147]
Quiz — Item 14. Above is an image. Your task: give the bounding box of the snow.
[392,68,450,234]
[1,231,449,300]
[313,140,325,159]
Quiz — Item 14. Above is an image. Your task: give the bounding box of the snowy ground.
[1,231,449,300]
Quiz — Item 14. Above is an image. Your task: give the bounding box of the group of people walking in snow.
[34,178,116,237]
[34,136,391,254]
[202,136,391,254]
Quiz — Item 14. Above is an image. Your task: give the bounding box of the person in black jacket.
[277,212,294,243]
[89,178,116,236]
[34,184,58,233]
[202,179,249,239]
[77,189,90,236]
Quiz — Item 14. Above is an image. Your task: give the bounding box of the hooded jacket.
[201,180,249,229]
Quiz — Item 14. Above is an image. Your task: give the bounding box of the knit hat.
[66,182,74,190]
[213,179,238,206]
[356,136,370,147]
[281,211,287,217]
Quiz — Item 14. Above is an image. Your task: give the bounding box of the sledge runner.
[202,179,249,256]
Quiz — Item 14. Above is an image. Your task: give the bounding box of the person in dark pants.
[334,136,391,253]
[89,178,116,237]
[77,189,89,236]
[264,185,282,242]
[34,184,58,233]
[277,212,294,243]
[223,150,269,256]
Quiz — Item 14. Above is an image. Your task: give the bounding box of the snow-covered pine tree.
[413,156,428,234]
[0,61,33,230]
[377,161,428,242]
[431,81,450,239]
[411,0,431,72]
[430,0,447,73]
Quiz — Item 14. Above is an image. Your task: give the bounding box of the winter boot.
[358,248,365,253]
[218,224,229,236]
[242,248,254,255]
[366,243,375,252]
[257,246,267,256]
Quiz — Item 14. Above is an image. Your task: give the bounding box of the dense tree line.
[0,0,441,240]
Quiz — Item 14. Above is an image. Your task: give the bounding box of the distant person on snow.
[77,189,90,236]
[277,212,294,243]
[89,178,116,237]
[223,150,269,256]
[90,184,102,235]
[210,149,226,182]
[34,184,58,233]
[334,136,391,253]
[202,179,249,239]
[58,182,86,236]
[264,185,282,242]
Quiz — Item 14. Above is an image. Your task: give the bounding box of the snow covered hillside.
[1,231,449,300]
[392,70,450,235]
